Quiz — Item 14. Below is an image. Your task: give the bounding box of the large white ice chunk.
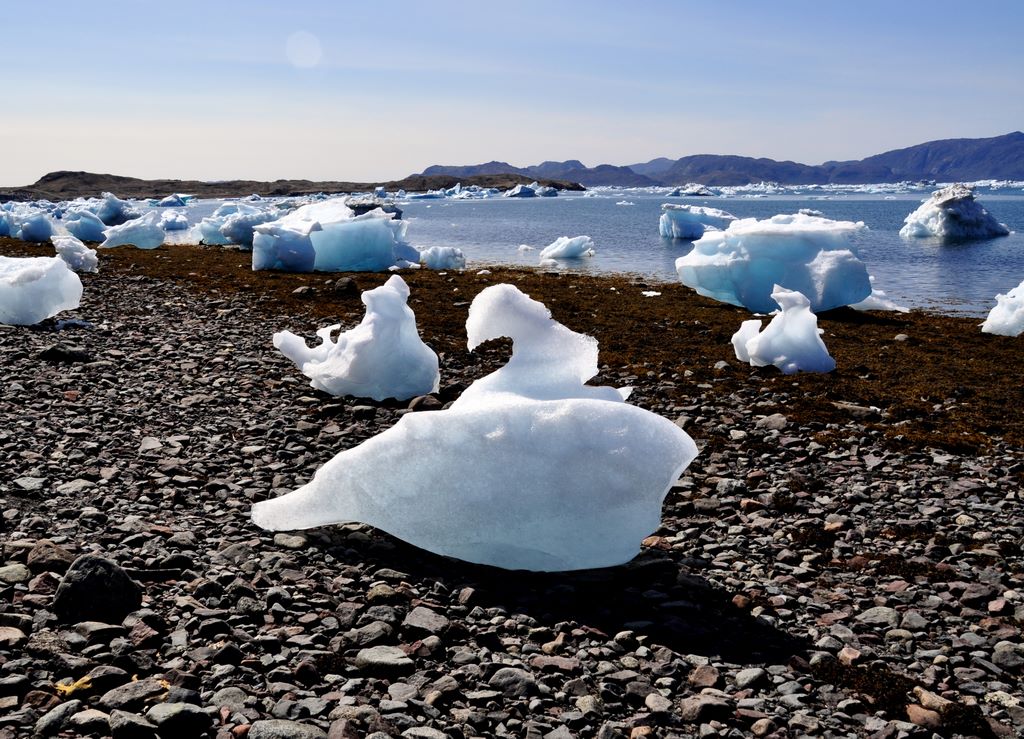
[219,207,277,247]
[538,235,595,262]
[981,279,1024,336]
[253,197,412,272]
[14,210,53,242]
[101,211,165,249]
[899,184,1010,240]
[419,246,466,269]
[63,209,107,242]
[157,194,186,207]
[273,275,440,401]
[253,283,698,571]
[504,184,536,198]
[659,204,736,239]
[731,285,836,374]
[95,192,139,226]
[160,210,189,231]
[675,213,871,313]
[52,234,98,273]
[0,255,83,325]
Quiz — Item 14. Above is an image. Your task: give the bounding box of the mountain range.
[419,132,1024,187]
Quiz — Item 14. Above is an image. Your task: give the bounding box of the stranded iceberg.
[731,285,836,374]
[0,255,83,325]
[900,184,1010,241]
[675,213,872,313]
[659,204,736,240]
[981,279,1024,337]
[253,283,698,571]
[273,275,440,401]
[102,211,165,249]
[538,235,595,263]
[52,234,99,273]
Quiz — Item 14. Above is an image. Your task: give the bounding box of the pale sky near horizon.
[3,0,1022,185]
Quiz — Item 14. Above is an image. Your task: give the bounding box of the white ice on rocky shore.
[850,276,909,313]
[899,184,1010,240]
[253,197,414,272]
[159,210,189,231]
[51,234,98,273]
[273,275,439,401]
[675,213,871,313]
[253,283,698,571]
[0,255,83,325]
[538,235,595,262]
[731,285,835,374]
[659,204,736,239]
[13,209,53,242]
[96,192,139,226]
[218,206,278,247]
[63,209,107,242]
[981,279,1024,336]
[419,246,466,269]
[101,211,165,249]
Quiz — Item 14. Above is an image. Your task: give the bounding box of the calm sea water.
[400,193,1024,317]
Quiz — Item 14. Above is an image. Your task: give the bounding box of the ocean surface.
[399,192,1024,317]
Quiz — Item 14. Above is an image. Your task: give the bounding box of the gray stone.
[248,719,328,739]
[644,692,673,712]
[53,555,142,624]
[109,710,158,739]
[0,563,31,584]
[145,702,211,736]
[210,686,248,711]
[488,667,537,697]
[34,699,81,736]
[69,708,111,732]
[678,694,733,722]
[402,606,449,635]
[100,677,169,711]
[353,645,414,675]
[855,606,899,628]
[27,540,75,574]
[734,667,769,690]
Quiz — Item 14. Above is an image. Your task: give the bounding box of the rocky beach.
[0,237,1021,739]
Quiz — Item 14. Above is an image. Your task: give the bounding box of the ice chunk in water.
[675,213,871,313]
[63,209,107,242]
[253,283,698,571]
[273,275,439,401]
[900,184,1010,241]
[0,255,83,325]
[15,210,53,242]
[52,234,98,273]
[538,235,595,262]
[96,192,139,226]
[981,279,1024,336]
[419,246,466,269]
[101,211,164,249]
[160,210,189,231]
[731,285,836,374]
[659,204,736,239]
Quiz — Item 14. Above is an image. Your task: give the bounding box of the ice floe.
[419,246,466,270]
[159,210,189,231]
[63,209,107,242]
[253,283,698,571]
[731,285,836,374]
[538,235,595,262]
[981,279,1024,336]
[504,184,536,198]
[659,204,736,240]
[675,213,871,313]
[273,275,439,400]
[850,276,909,313]
[899,184,1010,240]
[0,255,83,325]
[96,192,139,226]
[102,211,165,249]
[52,234,98,273]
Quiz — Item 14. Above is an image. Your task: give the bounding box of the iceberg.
[219,206,277,247]
[14,210,53,242]
[675,213,871,313]
[273,275,439,401]
[252,283,698,571]
[419,246,466,270]
[899,184,1010,240]
[731,285,835,374]
[159,210,189,231]
[659,204,736,240]
[0,255,83,325]
[63,209,107,242]
[52,234,98,273]
[504,183,536,198]
[253,197,413,272]
[538,235,595,262]
[95,192,139,226]
[157,194,186,207]
[981,279,1024,336]
[535,185,558,197]
[101,211,165,249]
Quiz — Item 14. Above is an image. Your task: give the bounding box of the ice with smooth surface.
[273,275,439,401]
[157,194,186,207]
[96,192,139,226]
[101,211,165,249]
[675,213,871,313]
[900,184,1010,240]
[659,204,736,239]
[538,235,595,262]
[159,210,189,231]
[981,279,1024,336]
[52,234,98,273]
[0,255,83,325]
[63,209,107,242]
[14,210,53,242]
[253,283,698,571]
[850,276,909,313]
[504,184,536,198]
[419,246,466,269]
[253,198,412,272]
[732,285,836,374]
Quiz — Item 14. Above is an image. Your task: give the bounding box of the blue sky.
[3,0,1022,184]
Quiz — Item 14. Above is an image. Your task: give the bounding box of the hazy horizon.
[4,0,1022,185]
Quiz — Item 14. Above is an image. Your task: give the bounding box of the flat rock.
[53,555,142,624]
[353,646,414,675]
[248,719,328,739]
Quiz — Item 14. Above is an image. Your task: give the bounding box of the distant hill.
[420,132,1024,186]
[0,171,584,202]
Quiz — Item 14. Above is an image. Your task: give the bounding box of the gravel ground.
[0,250,1021,739]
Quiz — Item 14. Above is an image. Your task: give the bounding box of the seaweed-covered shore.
[0,238,1021,738]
